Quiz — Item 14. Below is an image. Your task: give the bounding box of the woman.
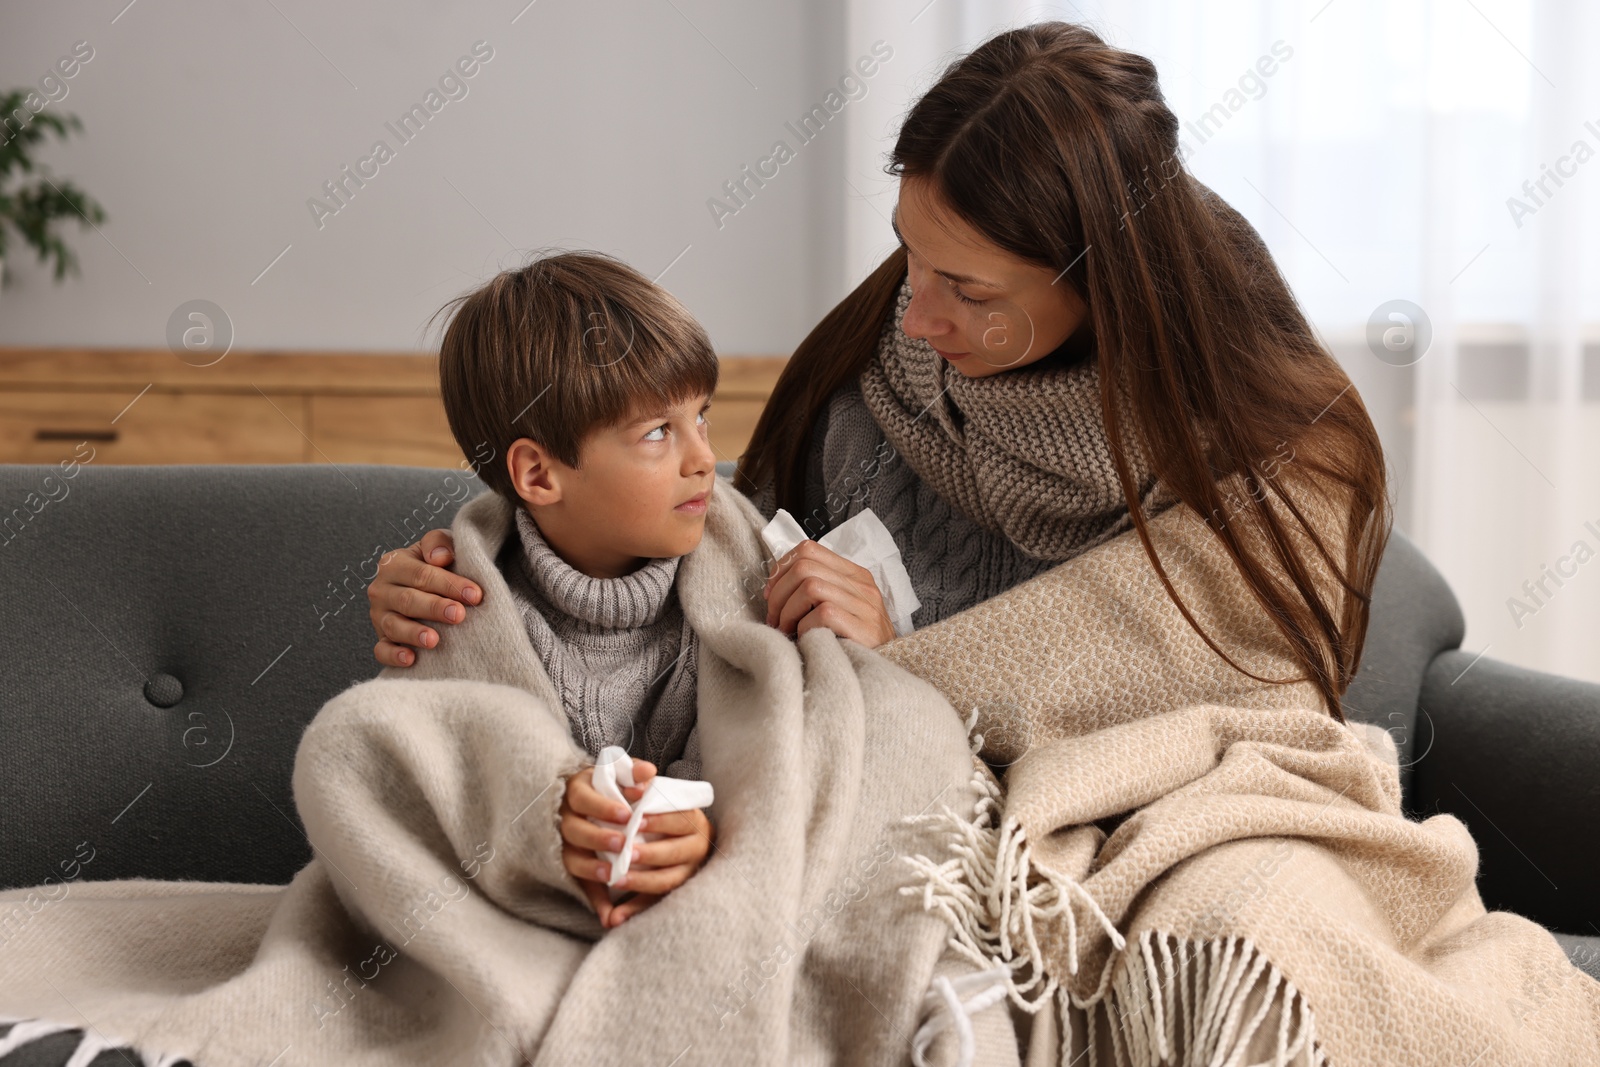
[370,20,1387,724]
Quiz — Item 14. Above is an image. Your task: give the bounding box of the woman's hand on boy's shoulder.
[368,529,482,667]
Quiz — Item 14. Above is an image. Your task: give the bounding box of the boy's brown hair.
[431,249,720,501]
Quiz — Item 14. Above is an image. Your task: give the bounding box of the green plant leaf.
[0,89,105,285]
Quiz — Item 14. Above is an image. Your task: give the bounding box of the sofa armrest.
[1410,650,1600,937]
[1340,531,1467,799]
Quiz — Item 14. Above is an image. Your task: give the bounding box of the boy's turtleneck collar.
[509,506,681,629]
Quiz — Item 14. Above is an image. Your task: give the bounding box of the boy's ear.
[506,437,564,508]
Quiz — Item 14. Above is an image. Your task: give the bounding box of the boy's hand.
[558,761,654,928]
[557,762,714,928]
[605,808,715,925]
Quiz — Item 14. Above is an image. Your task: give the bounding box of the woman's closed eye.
[950,284,986,307]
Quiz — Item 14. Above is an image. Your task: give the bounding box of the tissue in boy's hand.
[588,746,714,896]
[759,507,920,638]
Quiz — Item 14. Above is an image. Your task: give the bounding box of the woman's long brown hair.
[735,21,1391,721]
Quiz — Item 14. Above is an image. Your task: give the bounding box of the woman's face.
[895,176,1089,378]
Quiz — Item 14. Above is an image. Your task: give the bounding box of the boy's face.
[505,392,718,579]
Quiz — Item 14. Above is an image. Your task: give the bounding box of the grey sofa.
[2,462,1596,984]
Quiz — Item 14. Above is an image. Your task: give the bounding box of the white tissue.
[588,745,714,894]
[759,507,921,638]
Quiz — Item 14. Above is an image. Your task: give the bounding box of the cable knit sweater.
[750,280,1092,630]
[800,376,1062,630]
[497,505,702,780]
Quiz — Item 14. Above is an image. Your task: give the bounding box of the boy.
[434,249,719,929]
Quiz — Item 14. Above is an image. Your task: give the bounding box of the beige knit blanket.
[879,471,1600,1067]
[0,480,1010,1067]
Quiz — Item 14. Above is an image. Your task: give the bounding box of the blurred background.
[1,0,1595,682]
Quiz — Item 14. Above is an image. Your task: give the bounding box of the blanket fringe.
[1059,930,1329,1067]
[900,711,1329,1067]
[899,709,1126,1014]
[0,1014,191,1067]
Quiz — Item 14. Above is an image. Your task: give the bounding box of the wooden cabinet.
[0,389,306,464]
[307,395,459,467]
[0,349,786,469]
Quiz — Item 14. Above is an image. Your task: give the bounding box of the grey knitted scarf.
[498,505,702,780]
[857,278,1164,562]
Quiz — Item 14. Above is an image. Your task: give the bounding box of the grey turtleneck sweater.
[497,505,702,781]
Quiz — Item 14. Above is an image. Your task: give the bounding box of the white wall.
[0,0,870,355]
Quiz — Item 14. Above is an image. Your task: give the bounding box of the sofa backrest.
[0,461,1459,889]
[0,464,487,890]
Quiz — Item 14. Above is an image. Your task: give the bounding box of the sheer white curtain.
[839,0,1599,683]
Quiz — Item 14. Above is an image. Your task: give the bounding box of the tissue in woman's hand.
[760,507,920,637]
[588,746,714,893]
